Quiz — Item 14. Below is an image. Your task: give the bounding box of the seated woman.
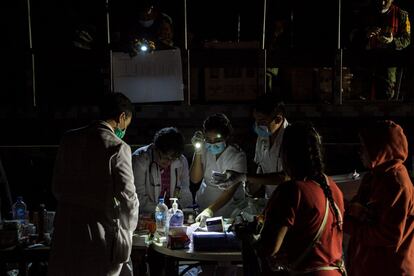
[132,127,192,215]
[345,120,414,276]
[190,113,247,222]
[255,122,345,275]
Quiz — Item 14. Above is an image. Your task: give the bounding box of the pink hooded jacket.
[345,120,414,276]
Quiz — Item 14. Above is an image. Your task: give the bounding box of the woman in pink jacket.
[345,120,414,275]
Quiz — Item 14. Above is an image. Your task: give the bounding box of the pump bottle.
[168,198,184,228]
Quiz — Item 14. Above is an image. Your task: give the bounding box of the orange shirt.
[263,178,345,275]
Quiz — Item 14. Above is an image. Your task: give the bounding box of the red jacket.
[345,121,414,276]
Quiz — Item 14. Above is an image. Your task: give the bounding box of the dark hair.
[253,94,286,117]
[100,93,134,121]
[138,0,156,10]
[153,127,184,156]
[203,113,233,139]
[282,122,342,230]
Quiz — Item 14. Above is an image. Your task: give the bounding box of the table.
[148,242,242,276]
[0,246,50,276]
[0,235,243,276]
[0,241,148,276]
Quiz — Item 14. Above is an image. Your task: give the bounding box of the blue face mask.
[139,19,155,28]
[254,123,271,137]
[206,142,226,155]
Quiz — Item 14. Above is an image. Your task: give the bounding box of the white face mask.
[139,19,155,28]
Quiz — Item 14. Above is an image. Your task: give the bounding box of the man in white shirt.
[49,93,139,276]
[246,95,290,199]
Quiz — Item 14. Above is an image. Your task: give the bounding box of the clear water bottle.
[12,196,27,224]
[155,197,168,237]
[242,198,260,222]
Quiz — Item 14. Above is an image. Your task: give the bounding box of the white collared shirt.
[196,144,247,217]
[254,119,289,198]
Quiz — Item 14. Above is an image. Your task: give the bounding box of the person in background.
[245,95,290,201]
[255,122,345,275]
[351,0,410,100]
[368,0,410,100]
[345,120,414,276]
[132,127,192,215]
[190,113,247,222]
[266,18,290,96]
[48,93,139,276]
[117,0,175,55]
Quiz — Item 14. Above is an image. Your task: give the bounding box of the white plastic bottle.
[168,198,184,227]
[12,196,27,224]
[155,197,168,237]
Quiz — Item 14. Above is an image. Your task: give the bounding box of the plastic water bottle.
[242,198,260,222]
[155,197,168,237]
[12,196,27,224]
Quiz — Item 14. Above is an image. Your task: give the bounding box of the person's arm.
[209,181,242,214]
[196,171,245,222]
[190,152,203,183]
[245,172,290,196]
[132,152,155,215]
[345,171,411,248]
[393,10,411,50]
[256,225,289,256]
[113,144,139,231]
[255,182,297,257]
[176,156,193,208]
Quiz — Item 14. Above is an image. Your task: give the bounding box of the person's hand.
[195,208,213,227]
[191,131,205,155]
[366,27,381,38]
[378,32,393,44]
[211,171,230,184]
[73,28,94,50]
[212,172,246,190]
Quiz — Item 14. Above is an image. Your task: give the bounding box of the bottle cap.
[169,198,178,211]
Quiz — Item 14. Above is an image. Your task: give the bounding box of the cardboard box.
[204,67,263,101]
[316,67,354,101]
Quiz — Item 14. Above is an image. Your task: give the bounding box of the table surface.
[1,232,242,263]
[150,242,242,262]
